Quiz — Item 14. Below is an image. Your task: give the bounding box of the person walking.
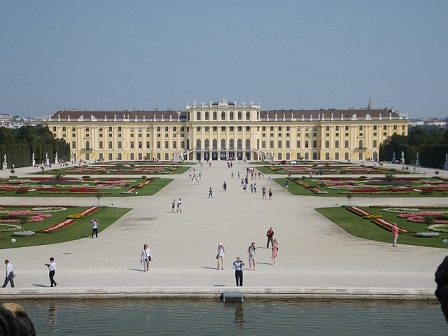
[262,186,267,199]
[140,244,152,272]
[247,242,257,271]
[171,199,176,212]
[217,243,225,270]
[285,180,289,191]
[222,181,227,191]
[392,223,399,247]
[208,187,213,198]
[266,227,275,248]
[91,218,98,238]
[176,198,182,213]
[268,188,273,200]
[233,257,245,286]
[271,239,279,265]
[2,260,14,288]
[45,257,57,287]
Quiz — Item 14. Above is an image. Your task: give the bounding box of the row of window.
[53,124,404,133]
[194,111,253,121]
[76,138,379,151]
[90,151,365,162]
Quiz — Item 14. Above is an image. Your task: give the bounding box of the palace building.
[44,98,408,162]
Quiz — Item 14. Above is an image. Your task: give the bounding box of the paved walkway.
[0,161,447,299]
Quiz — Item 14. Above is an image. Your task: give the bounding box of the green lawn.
[317,206,448,248]
[0,178,173,197]
[274,177,448,197]
[0,206,131,249]
[40,163,192,175]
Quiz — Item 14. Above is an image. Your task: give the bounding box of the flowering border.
[346,206,412,233]
[39,206,100,233]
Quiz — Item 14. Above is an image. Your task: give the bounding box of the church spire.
[368,97,372,109]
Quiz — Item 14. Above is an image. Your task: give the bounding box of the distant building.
[43,98,408,162]
[408,118,447,128]
[0,114,12,121]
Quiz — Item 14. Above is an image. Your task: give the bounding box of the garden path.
[0,161,446,294]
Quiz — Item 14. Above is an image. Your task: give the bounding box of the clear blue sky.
[1,0,447,118]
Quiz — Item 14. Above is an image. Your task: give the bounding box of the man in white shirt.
[2,260,14,288]
[91,218,98,238]
[45,257,57,287]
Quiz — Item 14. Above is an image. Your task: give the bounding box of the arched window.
[213,112,217,120]
[196,139,201,149]
[245,139,250,150]
[229,139,234,149]
[230,112,234,120]
[221,112,225,120]
[197,112,201,120]
[359,140,363,149]
[246,112,250,120]
[204,139,209,148]
[237,139,242,150]
[238,112,242,120]
[221,139,226,149]
[212,139,217,150]
[86,141,90,150]
[205,112,209,120]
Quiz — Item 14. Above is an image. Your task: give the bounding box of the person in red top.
[266,227,274,248]
[392,223,399,247]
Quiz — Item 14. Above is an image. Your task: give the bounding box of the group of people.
[189,168,202,185]
[216,227,279,286]
[2,258,57,288]
[172,198,183,213]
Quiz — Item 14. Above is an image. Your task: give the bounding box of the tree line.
[0,126,70,169]
[379,127,448,168]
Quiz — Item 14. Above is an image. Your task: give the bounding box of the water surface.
[16,299,447,335]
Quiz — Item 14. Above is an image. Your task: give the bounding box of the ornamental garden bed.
[0,177,173,197]
[317,205,448,248]
[40,163,191,175]
[0,205,130,249]
[274,176,448,197]
[262,163,410,175]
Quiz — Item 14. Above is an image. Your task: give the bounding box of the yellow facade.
[44,98,408,162]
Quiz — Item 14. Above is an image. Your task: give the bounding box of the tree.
[423,216,434,233]
[346,193,353,206]
[385,173,396,182]
[53,173,64,181]
[19,216,29,232]
[95,192,103,206]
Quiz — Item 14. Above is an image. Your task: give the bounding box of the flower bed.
[12,231,35,236]
[0,224,22,232]
[39,219,76,233]
[293,179,326,194]
[39,206,100,233]
[346,206,371,217]
[31,207,68,213]
[415,232,439,237]
[128,178,157,193]
[428,224,448,233]
[370,205,448,209]
[371,218,412,233]
[382,208,419,214]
